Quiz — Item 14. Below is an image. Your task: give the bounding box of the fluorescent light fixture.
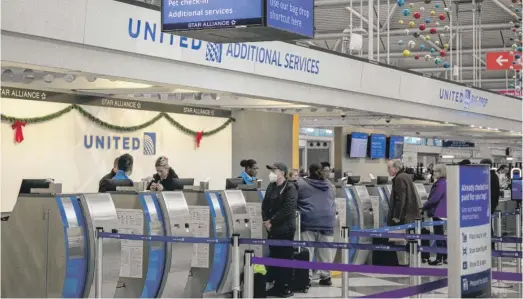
[470,125,476,128]
[325,129,333,134]
[442,155,455,159]
[507,157,514,161]
[306,128,314,132]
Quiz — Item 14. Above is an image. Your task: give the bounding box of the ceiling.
[1,65,520,149]
[137,0,523,91]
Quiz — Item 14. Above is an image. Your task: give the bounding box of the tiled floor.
[285,244,522,298]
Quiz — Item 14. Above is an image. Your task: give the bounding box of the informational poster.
[246,202,264,257]
[116,209,144,278]
[189,206,210,268]
[447,165,491,298]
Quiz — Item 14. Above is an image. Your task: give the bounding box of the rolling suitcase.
[292,247,311,293]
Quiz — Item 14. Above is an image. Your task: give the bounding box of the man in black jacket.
[387,160,421,226]
[262,162,297,298]
[98,157,119,192]
[480,158,500,249]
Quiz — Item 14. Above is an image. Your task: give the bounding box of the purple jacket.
[423,177,447,218]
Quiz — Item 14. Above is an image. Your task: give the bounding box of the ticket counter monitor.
[226,178,266,257]
[1,180,121,298]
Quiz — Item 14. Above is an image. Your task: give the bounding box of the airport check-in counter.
[366,185,390,228]
[379,184,408,266]
[181,183,251,298]
[108,182,193,298]
[1,182,122,298]
[332,184,375,265]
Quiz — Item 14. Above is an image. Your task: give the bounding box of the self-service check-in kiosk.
[182,180,251,298]
[379,183,408,265]
[1,180,121,298]
[366,176,391,228]
[106,179,193,298]
[226,178,266,258]
[333,177,375,265]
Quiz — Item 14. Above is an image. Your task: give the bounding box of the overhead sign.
[447,165,491,298]
[443,140,476,148]
[161,0,263,31]
[266,0,314,38]
[439,88,488,109]
[485,52,521,71]
[498,89,522,97]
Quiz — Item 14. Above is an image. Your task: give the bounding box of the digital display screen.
[369,134,386,159]
[266,0,314,38]
[389,136,404,159]
[350,132,368,158]
[162,0,264,31]
[512,179,522,201]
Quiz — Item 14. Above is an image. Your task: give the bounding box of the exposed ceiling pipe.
[379,47,509,58]
[410,66,484,72]
[491,0,519,19]
[314,23,511,40]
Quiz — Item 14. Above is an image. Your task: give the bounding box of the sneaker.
[443,260,448,265]
[319,277,332,286]
[279,285,294,298]
[428,259,443,266]
[421,259,428,264]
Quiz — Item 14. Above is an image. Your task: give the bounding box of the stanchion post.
[516,207,522,295]
[493,210,512,288]
[243,250,254,299]
[341,226,349,299]
[95,227,104,299]
[415,218,422,267]
[232,234,241,299]
[296,211,301,253]
[408,228,421,298]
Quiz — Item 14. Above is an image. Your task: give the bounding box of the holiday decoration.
[403,49,411,57]
[408,40,416,49]
[443,43,449,49]
[424,0,432,4]
[403,9,410,16]
[1,105,234,145]
[419,24,426,31]
[409,21,416,28]
[415,55,420,60]
[430,27,437,34]
[440,50,447,57]
[195,131,204,148]
[397,0,405,7]
[430,10,436,16]
[413,11,421,19]
[439,14,446,20]
[399,19,405,25]
[425,17,431,24]
[12,121,26,143]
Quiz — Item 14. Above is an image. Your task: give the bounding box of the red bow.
[11,120,26,143]
[195,131,204,148]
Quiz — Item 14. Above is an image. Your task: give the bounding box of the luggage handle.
[295,210,301,253]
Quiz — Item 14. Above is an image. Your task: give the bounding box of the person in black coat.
[148,156,179,191]
[262,162,297,298]
[480,158,500,249]
[98,157,119,192]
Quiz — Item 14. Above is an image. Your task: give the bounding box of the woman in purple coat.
[422,164,447,266]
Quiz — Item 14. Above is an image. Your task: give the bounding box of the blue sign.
[443,140,476,148]
[458,165,491,298]
[512,179,522,201]
[266,0,314,38]
[84,132,156,155]
[388,136,404,159]
[369,134,386,159]
[349,132,368,158]
[128,18,321,75]
[162,0,263,31]
[439,88,488,109]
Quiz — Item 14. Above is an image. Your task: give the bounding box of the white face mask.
[269,172,278,183]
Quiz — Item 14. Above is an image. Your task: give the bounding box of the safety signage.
[485,52,521,70]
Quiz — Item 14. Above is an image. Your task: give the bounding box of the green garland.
[1,104,234,136]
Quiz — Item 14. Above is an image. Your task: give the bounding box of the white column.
[367,0,374,60]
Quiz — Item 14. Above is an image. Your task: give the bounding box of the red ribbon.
[12,121,26,143]
[195,131,204,148]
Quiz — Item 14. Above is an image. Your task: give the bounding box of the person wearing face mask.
[262,162,298,298]
[497,165,509,189]
[148,156,179,191]
[321,162,336,197]
[239,159,259,184]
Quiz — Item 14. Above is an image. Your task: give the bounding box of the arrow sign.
[486,51,521,70]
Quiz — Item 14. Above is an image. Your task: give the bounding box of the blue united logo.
[143,132,156,156]
[205,42,223,63]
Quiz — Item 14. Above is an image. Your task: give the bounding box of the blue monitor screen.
[512,179,522,201]
[389,136,404,159]
[266,0,314,38]
[350,132,368,158]
[369,134,386,159]
[162,0,263,31]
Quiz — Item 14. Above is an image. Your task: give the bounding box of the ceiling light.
[507,157,514,161]
[306,128,314,132]
[1,69,15,81]
[43,73,54,83]
[314,118,318,122]
[85,75,97,82]
[64,74,76,83]
[470,125,476,128]
[442,155,455,159]
[325,129,333,134]
[193,93,203,100]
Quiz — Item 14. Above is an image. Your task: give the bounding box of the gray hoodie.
[297,177,336,232]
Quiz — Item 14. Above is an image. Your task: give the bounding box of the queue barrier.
[95,213,522,299]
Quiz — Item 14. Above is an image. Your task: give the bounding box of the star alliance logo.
[231,20,236,26]
[205,42,223,64]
